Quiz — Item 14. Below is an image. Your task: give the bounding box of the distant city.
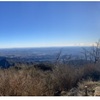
[0,46,91,62]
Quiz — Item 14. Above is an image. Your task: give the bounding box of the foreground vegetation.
[0,62,99,96]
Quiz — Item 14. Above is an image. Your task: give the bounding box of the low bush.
[0,62,99,96]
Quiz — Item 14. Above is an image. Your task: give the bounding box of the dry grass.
[77,79,100,96]
[0,62,99,96]
[52,65,77,91]
[0,64,77,96]
[0,67,47,96]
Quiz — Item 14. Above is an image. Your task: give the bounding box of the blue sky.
[0,2,100,48]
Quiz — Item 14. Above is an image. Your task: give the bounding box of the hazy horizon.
[0,2,100,48]
[0,46,92,50]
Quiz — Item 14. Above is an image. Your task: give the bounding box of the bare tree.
[56,49,62,63]
[62,54,72,64]
[81,48,89,61]
[55,49,62,67]
[82,39,100,64]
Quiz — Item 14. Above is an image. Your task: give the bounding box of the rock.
[94,87,100,96]
[68,88,78,96]
[61,91,67,96]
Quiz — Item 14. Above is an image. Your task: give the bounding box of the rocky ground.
[59,80,100,96]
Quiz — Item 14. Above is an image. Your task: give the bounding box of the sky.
[0,1,100,48]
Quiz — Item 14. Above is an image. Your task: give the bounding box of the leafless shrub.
[52,64,78,91]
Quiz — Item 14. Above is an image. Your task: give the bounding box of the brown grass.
[77,79,100,96]
[0,67,47,96]
[0,62,99,96]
